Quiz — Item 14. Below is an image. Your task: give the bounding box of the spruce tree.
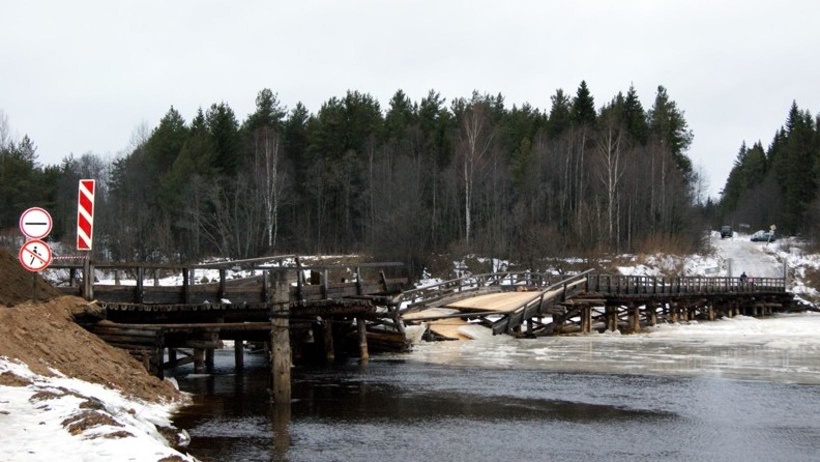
[570,80,596,127]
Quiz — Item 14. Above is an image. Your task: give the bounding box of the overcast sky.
[2,0,819,198]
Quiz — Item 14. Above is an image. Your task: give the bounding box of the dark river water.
[172,315,820,462]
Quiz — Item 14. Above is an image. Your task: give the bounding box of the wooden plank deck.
[444,290,545,312]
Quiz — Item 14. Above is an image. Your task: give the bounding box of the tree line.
[1,82,703,273]
[719,101,820,240]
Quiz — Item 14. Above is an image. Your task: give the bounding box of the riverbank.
[0,297,197,461]
[0,246,197,461]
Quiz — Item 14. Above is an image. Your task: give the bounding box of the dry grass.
[61,410,123,435]
[633,233,703,256]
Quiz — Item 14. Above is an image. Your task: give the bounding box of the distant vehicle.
[720,226,733,238]
[750,230,777,242]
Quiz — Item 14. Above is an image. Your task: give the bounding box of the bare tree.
[253,126,286,249]
[457,104,494,245]
[595,123,626,247]
[0,109,10,149]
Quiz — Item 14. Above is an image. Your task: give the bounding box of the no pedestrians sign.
[19,239,53,272]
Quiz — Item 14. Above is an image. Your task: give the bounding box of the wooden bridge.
[50,255,409,403]
[394,270,799,340]
[49,257,806,403]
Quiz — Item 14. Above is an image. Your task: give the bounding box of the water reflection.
[269,404,290,462]
[172,315,820,462]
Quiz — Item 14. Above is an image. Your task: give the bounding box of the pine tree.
[384,89,416,141]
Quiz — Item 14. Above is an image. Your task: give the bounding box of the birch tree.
[253,126,285,249]
[456,101,494,244]
[596,122,625,247]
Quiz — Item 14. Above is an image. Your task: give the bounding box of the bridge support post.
[647,305,658,326]
[323,318,335,362]
[670,304,679,323]
[357,318,369,362]
[581,305,591,334]
[605,305,618,332]
[270,269,292,405]
[193,348,205,373]
[235,338,244,372]
[708,305,715,321]
[205,348,215,371]
[271,307,292,405]
[628,304,641,333]
[82,257,94,301]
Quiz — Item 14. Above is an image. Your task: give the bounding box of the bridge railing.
[48,255,407,306]
[585,274,786,295]
[393,270,551,314]
[493,269,593,334]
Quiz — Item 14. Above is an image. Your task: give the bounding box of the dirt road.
[713,232,785,278]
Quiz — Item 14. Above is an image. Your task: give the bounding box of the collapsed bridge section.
[397,272,805,339]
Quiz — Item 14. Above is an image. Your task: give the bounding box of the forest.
[720,101,820,239]
[6,81,806,274]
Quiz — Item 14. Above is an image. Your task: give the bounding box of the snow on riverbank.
[0,358,196,462]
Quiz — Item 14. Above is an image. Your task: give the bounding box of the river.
[172,313,820,462]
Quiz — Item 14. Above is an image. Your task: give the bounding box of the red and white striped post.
[77,179,95,251]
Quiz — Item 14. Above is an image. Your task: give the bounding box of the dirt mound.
[0,297,181,402]
[0,248,61,306]
[0,248,180,403]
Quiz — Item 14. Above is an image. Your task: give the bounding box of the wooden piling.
[357,318,369,362]
[605,305,618,332]
[234,338,244,372]
[193,348,205,373]
[628,304,641,333]
[205,348,215,370]
[269,270,292,404]
[647,305,658,326]
[323,319,335,362]
[581,305,591,333]
[82,257,93,301]
[271,400,292,455]
[271,309,291,404]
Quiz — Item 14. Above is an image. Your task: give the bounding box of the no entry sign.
[77,179,95,251]
[19,207,53,240]
[19,239,53,272]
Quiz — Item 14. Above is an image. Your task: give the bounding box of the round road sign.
[18,239,53,272]
[19,207,53,239]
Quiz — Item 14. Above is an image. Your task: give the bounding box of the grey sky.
[2,0,819,198]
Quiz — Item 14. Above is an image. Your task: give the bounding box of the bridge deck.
[444,290,546,312]
[399,271,800,340]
